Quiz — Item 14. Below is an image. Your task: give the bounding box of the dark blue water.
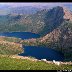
[19,46,64,61]
[0,32,64,61]
[0,32,40,39]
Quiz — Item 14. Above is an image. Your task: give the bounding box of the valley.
[0,3,72,70]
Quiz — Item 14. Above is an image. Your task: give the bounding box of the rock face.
[39,6,65,36]
[39,6,72,61]
[41,6,72,44]
[63,7,72,21]
[0,6,72,36]
[40,28,61,42]
[0,6,72,60]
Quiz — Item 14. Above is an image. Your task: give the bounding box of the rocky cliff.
[38,6,72,61]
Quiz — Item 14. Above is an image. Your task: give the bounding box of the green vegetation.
[64,52,72,61]
[0,6,72,69]
[0,41,23,55]
[0,6,71,37]
[0,14,44,34]
[0,56,71,70]
[0,36,72,61]
[21,39,46,46]
[20,39,72,61]
[3,37,22,43]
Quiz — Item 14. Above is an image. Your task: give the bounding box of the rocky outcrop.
[40,28,61,42]
[63,7,72,21]
[39,6,72,46]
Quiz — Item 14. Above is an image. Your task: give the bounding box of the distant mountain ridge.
[0,6,72,35]
[0,5,42,15]
[0,6,72,61]
[9,6,41,15]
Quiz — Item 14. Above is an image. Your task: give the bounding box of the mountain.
[40,6,72,45]
[0,5,41,15]
[9,6,41,15]
[0,6,72,61]
[0,6,71,35]
[17,6,72,61]
[37,6,72,61]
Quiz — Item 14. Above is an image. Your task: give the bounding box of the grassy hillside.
[0,56,71,70]
[0,36,72,61]
[0,37,23,55]
[0,36,22,43]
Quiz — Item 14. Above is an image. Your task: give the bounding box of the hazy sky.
[0,2,72,7]
[0,2,72,15]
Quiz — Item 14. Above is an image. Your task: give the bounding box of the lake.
[19,46,64,61]
[0,32,64,61]
[0,32,40,39]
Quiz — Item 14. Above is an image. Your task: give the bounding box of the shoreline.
[0,36,71,65]
[0,55,72,65]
